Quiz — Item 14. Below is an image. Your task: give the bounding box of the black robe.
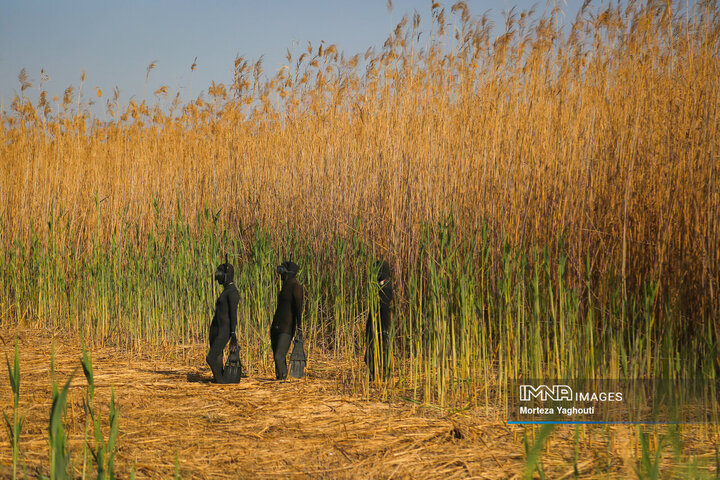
[207,283,240,382]
[366,262,393,379]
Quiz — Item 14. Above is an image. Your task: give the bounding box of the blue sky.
[1,1,586,114]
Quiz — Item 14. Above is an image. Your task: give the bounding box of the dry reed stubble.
[1,327,718,479]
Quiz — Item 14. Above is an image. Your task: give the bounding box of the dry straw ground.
[1,327,718,479]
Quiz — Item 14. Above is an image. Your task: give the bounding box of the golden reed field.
[1,0,719,478]
[1,2,717,309]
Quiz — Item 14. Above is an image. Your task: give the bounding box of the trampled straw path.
[0,328,716,479]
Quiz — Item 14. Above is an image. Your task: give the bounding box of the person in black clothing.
[271,261,303,380]
[207,260,240,384]
[366,260,393,380]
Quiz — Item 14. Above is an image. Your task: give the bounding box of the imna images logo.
[519,384,573,402]
[518,384,624,403]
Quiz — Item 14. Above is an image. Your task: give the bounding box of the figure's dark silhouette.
[271,261,304,380]
[207,261,239,384]
[365,260,393,380]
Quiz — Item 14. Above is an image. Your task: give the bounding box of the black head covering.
[215,259,234,285]
[276,260,299,282]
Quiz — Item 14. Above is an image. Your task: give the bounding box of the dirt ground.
[0,328,718,479]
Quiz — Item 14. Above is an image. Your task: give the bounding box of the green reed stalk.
[3,342,24,480]
[49,356,76,480]
[81,345,120,480]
